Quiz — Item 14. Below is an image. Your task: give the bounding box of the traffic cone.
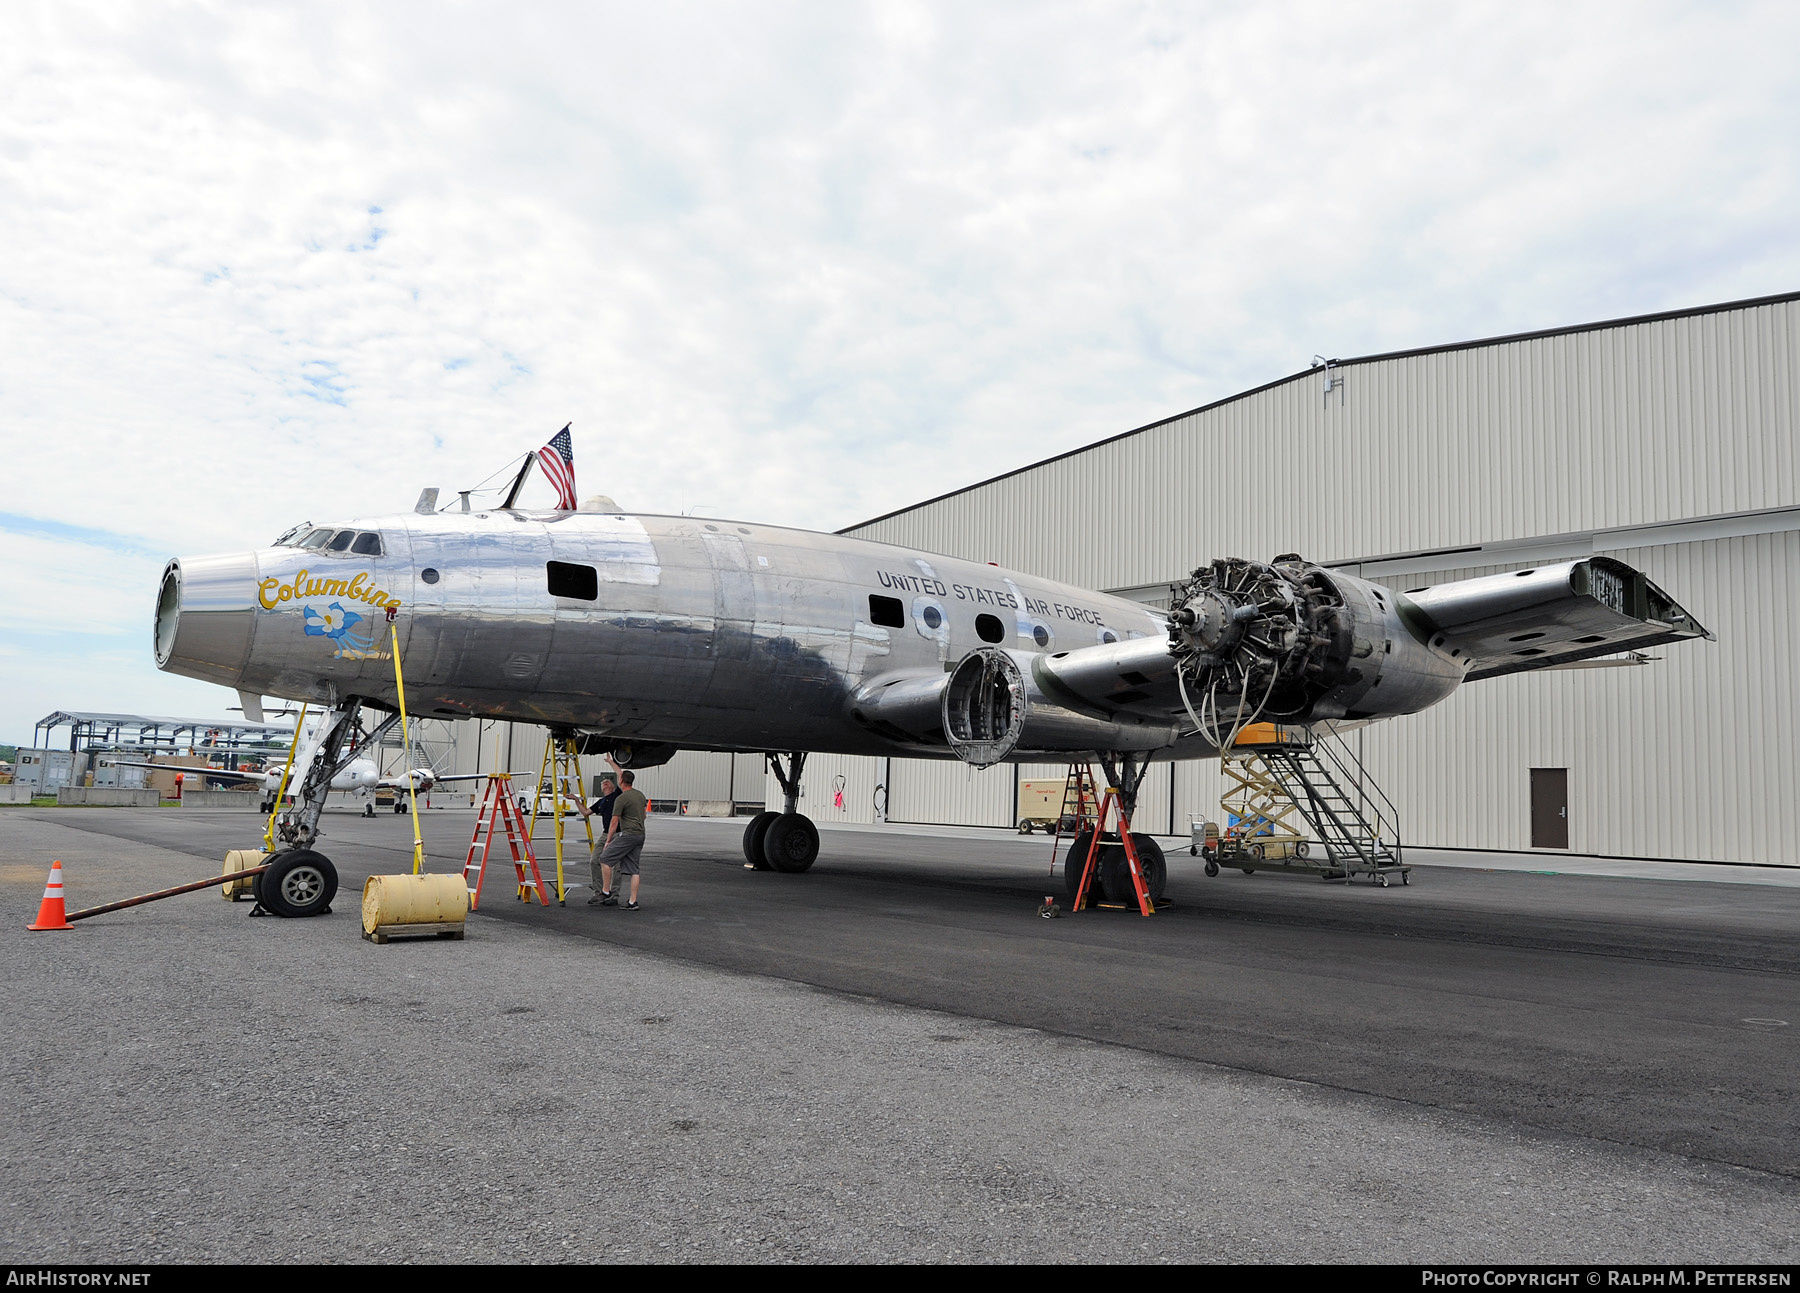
[27,860,73,931]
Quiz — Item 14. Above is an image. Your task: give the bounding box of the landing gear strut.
[1062,752,1167,905]
[257,697,397,918]
[741,752,819,873]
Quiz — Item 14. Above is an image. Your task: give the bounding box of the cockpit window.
[298,529,333,549]
[326,530,355,552]
[351,531,384,557]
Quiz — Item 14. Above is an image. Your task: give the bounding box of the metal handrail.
[1310,727,1402,865]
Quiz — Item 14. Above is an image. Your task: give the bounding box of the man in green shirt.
[590,770,648,910]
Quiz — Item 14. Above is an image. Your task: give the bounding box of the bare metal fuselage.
[162,510,1175,758]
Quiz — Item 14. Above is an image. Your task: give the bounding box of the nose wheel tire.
[762,813,820,873]
[256,849,338,918]
[742,811,780,869]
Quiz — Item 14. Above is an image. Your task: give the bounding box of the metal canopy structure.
[32,711,295,754]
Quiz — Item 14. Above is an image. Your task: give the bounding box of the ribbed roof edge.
[838,288,1800,534]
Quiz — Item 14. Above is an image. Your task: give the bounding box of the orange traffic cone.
[27,860,73,931]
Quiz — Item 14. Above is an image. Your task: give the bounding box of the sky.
[2,0,1797,747]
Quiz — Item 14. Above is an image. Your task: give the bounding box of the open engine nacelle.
[1167,555,1462,734]
[941,648,1179,767]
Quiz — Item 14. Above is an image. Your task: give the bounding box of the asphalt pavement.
[2,804,1795,1263]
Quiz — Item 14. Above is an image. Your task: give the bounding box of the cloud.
[0,0,1796,740]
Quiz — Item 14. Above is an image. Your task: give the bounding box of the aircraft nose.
[153,552,259,684]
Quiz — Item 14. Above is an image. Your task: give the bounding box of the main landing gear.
[1061,752,1168,908]
[742,752,820,873]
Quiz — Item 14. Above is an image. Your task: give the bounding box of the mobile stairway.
[1219,727,1409,886]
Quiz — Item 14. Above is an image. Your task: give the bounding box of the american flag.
[535,425,577,510]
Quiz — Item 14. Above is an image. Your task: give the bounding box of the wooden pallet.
[363,921,466,944]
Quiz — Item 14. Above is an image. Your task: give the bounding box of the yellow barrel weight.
[220,849,266,902]
[361,873,469,936]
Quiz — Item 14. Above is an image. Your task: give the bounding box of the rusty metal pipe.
[65,865,271,922]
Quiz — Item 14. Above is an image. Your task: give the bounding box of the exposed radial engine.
[1167,554,1458,743]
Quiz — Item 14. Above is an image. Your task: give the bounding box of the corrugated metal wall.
[765,751,885,825]
[848,298,1799,591]
[1340,530,1799,864]
[430,300,1794,863]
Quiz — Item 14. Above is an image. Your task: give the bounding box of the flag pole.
[500,454,535,510]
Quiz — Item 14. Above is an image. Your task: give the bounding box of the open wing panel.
[1401,557,1712,682]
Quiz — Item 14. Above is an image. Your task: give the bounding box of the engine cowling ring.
[942,648,1178,767]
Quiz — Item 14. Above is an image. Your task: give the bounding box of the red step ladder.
[463,774,552,911]
[1067,784,1156,917]
[1048,762,1101,875]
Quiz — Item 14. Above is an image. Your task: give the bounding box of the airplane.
[112,720,478,815]
[149,497,1711,917]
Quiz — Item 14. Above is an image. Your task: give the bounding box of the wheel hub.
[281,867,325,905]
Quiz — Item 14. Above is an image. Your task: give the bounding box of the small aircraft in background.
[111,717,484,815]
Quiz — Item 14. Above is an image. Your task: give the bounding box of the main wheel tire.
[762,813,820,873]
[260,849,338,918]
[1132,835,1167,901]
[742,811,780,869]
[1063,831,1097,903]
[1100,835,1167,903]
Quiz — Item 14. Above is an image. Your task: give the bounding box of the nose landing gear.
[255,697,393,919]
[253,849,339,918]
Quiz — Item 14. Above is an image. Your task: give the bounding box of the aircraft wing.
[376,771,520,789]
[1399,557,1712,681]
[852,554,1711,763]
[107,760,270,784]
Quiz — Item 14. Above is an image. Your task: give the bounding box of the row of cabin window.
[292,527,384,557]
[547,567,1047,647]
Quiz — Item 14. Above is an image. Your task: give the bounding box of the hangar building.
[457,291,1798,867]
